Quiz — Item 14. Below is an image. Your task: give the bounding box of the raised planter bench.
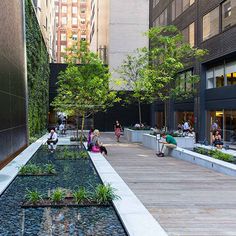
[170,147,236,177]
[142,133,196,150]
[124,128,150,143]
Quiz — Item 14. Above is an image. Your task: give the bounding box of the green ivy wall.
[25,0,50,137]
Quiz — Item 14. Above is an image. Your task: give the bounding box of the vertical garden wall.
[25,0,50,138]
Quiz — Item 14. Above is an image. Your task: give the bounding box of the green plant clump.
[194,147,234,163]
[50,188,66,203]
[25,0,50,138]
[73,187,90,204]
[19,164,56,175]
[25,189,43,204]
[93,184,120,204]
[79,150,88,159]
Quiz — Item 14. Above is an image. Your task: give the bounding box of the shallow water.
[0,146,127,235]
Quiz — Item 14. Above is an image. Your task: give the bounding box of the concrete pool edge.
[89,151,168,236]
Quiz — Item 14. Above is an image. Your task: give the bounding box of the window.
[81,35,86,41]
[72,34,78,40]
[62,6,67,13]
[62,17,67,25]
[72,17,77,25]
[61,33,66,41]
[182,22,195,47]
[60,57,65,63]
[226,61,236,85]
[176,69,193,92]
[72,0,77,2]
[55,5,59,13]
[206,69,214,89]
[172,0,195,21]
[81,18,86,24]
[203,7,219,41]
[81,0,86,2]
[61,45,66,53]
[222,0,236,30]
[62,0,67,2]
[81,8,86,13]
[206,61,236,89]
[72,7,77,14]
[153,8,167,27]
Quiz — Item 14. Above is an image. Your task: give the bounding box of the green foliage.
[93,184,120,204]
[73,187,90,203]
[79,150,88,159]
[25,0,50,138]
[52,41,119,140]
[50,188,66,203]
[194,147,234,163]
[25,189,43,204]
[19,163,56,175]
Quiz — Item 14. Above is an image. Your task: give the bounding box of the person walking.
[114,120,122,142]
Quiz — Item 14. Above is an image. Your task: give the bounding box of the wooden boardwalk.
[102,133,236,236]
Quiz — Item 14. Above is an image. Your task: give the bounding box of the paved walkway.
[101,132,236,236]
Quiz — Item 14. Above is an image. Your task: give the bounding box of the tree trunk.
[164,101,167,132]
[80,112,85,145]
[138,100,142,124]
[76,115,79,140]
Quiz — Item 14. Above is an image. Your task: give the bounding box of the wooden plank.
[102,133,236,236]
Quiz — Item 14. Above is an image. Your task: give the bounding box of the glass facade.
[175,111,194,128]
[208,110,236,143]
[203,7,219,41]
[206,60,236,89]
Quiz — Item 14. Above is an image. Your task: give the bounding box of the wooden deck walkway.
[102,133,236,236]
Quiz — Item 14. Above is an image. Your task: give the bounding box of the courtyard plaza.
[101,132,236,236]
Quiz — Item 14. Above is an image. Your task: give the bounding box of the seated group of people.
[87,129,107,156]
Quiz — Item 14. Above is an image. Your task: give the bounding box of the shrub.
[50,188,66,203]
[73,187,90,203]
[79,150,88,159]
[25,189,43,204]
[93,184,120,204]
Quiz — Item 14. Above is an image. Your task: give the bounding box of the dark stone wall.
[0,0,28,163]
[49,63,151,131]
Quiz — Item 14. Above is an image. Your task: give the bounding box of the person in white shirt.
[47,129,58,152]
[183,120,190,135]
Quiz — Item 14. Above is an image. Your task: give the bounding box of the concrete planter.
[170,147,236,177]
[174,136,195,149]
[124,128,150,142]
[142,134,196,150]
[142,134,157,150]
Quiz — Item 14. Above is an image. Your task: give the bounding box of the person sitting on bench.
[158,133,177,157]
[47,129,58,153]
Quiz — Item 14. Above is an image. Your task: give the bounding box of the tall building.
[90,0,149,90]
[54,0,90,63]
[0,0,28,167]
[150,0,236,143]
[33,0,56,62]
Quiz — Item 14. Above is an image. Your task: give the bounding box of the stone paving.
[101,132,236,236]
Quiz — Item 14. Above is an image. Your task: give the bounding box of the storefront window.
[155,112,164,130]
[215,65,225,88]
[208,110,236,143]
[175,111,194,129]
[226,61,236,85]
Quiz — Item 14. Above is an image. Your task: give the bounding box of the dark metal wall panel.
[0,0,27,163]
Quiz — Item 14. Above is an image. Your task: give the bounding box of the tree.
[140,25,207,130]
[117,50,152,124]
[52,41,118,142]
